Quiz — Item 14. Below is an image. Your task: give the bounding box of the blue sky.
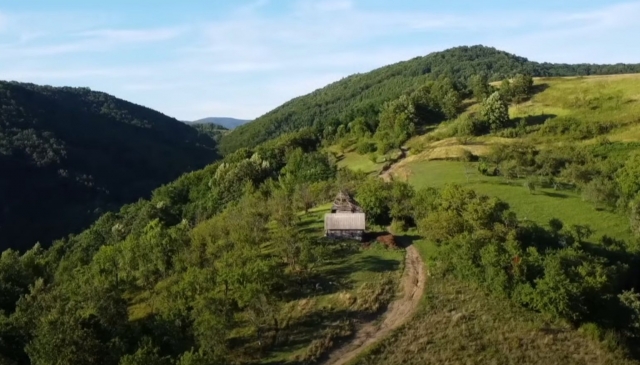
[1,0,639,121]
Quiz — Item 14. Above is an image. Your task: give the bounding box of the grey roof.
[331,191,363,213]
[324,213,366,231]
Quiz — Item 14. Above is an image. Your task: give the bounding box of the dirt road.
[321,245,426,365]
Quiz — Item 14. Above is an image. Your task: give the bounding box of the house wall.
[325,229,363,241]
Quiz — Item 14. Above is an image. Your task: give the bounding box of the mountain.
[219,45,640,154]
[191,117,250,129]
[0,81,220,251]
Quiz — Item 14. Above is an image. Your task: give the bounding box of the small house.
[324,191,365,241]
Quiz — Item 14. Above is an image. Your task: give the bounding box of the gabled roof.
[331,191,363,213]
[324,213,366,231]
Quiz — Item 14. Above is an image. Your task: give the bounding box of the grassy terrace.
[395,159,632,243]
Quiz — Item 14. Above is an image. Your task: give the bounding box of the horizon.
[1,0,640,120]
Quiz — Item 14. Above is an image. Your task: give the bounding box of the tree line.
[220,45,640,154]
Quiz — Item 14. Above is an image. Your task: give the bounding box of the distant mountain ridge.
[219,45,640,154]
[0,81,220,251]
[191,117,250,129]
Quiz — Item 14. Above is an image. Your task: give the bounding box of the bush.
[459,149,477,162]
[456,114,488,136]
[390,218,407,233]
[539,116,613,140]
[295,320,354,364]
[355,140,377,154]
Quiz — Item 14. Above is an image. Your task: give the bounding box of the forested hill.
[191,117,250,129]
[0,81,220,251]
[219,45,640,153]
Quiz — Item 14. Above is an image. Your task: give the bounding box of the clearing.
[322,243,425,365]
[323,73,640,364]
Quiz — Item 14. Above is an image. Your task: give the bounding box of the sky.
[1,0,639,121]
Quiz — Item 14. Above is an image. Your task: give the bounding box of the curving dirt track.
[321,245,426,365]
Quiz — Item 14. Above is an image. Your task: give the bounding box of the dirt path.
[380,147,408,182]
[321,245,426,365]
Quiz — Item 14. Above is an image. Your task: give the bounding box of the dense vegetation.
[0,82,220,251]
[190,117,250,130]
[3,45,640,365]
[0,128,409,365]
[220,45,640,153]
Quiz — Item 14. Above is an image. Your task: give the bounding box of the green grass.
[407,74,640,154]
[261,203,405,364]
[400,160,633,243]
[336,152,381,174]
[513,75,640,130]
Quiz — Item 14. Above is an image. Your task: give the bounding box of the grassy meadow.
[393,159,633,243]
[332,74,640,364]
[349,273,635,365]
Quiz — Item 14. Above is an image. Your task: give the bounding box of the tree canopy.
[219,45,640,154]
[0,82,220,251]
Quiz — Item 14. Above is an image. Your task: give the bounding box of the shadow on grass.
[525,113,556,126]
[531,83,550,96]
[394,234,422,249]
[540,191,571,199]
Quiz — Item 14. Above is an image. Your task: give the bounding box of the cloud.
[77,27,185,43]
[296,0,353,13]
[2,1,640,121]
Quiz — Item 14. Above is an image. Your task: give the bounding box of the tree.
[431,77,462,120]
[524,176,538,194]
[440,89,462,120]
[293,184,315,214]
[470,74,491,101]
[411,187,440,222]
[616,152,640,203]
[581,177,618,210]
[389,181,415,224]
[511,74,534,103]
[481,92,510,132]
[499,79,513,102]
[356,178,391,226]
[629,195,640,237]
[119,339,170,365]
[375,96,416,148]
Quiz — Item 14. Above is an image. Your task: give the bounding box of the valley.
[3,46,640,365]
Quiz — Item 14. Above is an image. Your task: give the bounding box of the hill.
[0,81,220,251]
[219,45,640,154]
[3,72,640,364]
[192,117,250,129]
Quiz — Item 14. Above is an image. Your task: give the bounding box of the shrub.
[459,149,477,162]
[356,140,377,154]
[456,114,488,136]
[390,218,407,233]
[295,320,354,364]
[539,116,613,140]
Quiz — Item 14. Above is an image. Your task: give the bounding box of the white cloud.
[77,27,185,43]
[2,1,640,120]
[296,0,354,13]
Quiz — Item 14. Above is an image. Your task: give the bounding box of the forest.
[0,82,220,252]
[219,45,640,154]
[3,45,640,364]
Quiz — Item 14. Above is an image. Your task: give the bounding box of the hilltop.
[2,49,640,365]
[191,117,250,129]
[220,45,640,154]
[0,81,219,251]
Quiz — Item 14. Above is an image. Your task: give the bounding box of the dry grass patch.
[349,276,637,365]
